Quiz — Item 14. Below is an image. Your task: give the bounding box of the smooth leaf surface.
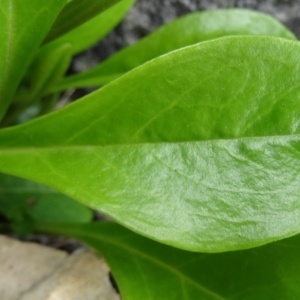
[40,222,300,300]
[44,0,121,43]
[42,0,135,55]
[1,43,72,127]
[27,43,72,100]
[0,173,92,226]
[56,9,296,90]
[0,37,300,251]
[0,0,67,121]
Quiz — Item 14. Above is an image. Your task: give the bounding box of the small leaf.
[42,0,135,56]
[44,0,121,43]
[39,222,300,300]
[0,43,72,127]
[28,43,72,99]
[0,0,66,121]
[0,173,93,226]
[56,9,296,90]
[0,37,300,251]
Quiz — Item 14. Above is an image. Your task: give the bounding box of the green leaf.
[42,0,135,56]
[39,221,300,300]
[56,9,296,90]
[0,36,300,251]
[0,43,72,127]
[0,173,93,226]
[0,0,67,121]
[27,43,72,100]
[44,0,121,43]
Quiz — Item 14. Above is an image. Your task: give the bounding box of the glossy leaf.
[39,221,300,300]
[0,0,66,121]
[0,173,93,226]
[44,0,121,43]
[56,9,296,90]
[43,0,136,55]
[0,36,300,251]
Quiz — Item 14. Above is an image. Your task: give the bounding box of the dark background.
[73,0,300,73]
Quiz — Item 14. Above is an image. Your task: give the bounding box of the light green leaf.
[44,0,121,43]
[0,173,93,226]
[43,0,135,56]
[56,9,296,90]
[0,36,300,251]
[39,221,300,300]
[0,0,67,121]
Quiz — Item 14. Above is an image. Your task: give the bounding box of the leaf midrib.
[0,133,299,153]
[0,189,58,195]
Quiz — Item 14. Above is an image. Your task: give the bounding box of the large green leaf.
[0,0,67,121]
[39,221,300,300]
[44,0,121,43]
[42,0,135,55]
[0,173,93,228]
[0,36,300,251]
[55,9,296,90]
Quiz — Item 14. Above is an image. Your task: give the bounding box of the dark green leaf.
[44,0,121,43]
[28,43,72,99]
[0,0,66,121]
[56,9,296,90]
[0,37,300,251]
[42,0,135,55]
[0,173,93,226]
[0,43,72,127]
[39,221,300,300]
